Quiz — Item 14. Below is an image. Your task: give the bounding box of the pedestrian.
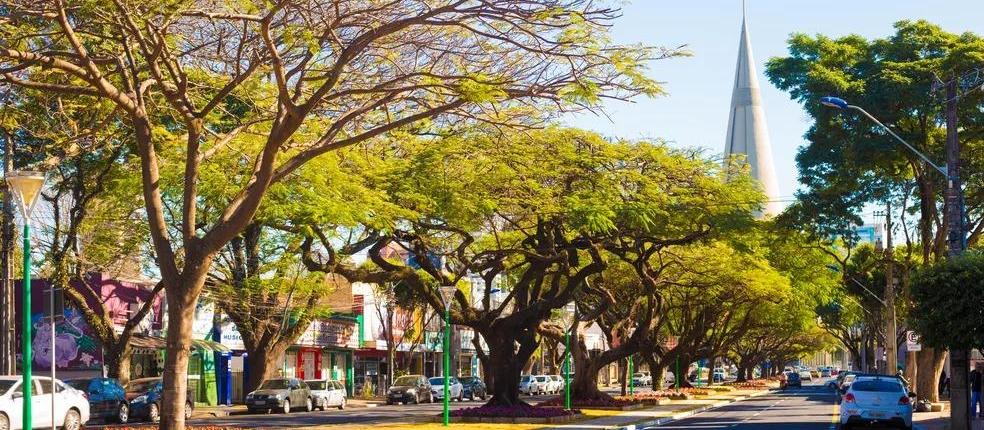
[971,363,983,418]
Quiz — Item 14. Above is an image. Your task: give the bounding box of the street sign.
[906,331,922,352]
[438,285,456,311]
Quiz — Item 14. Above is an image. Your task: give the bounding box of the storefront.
[128,333,230,406]
[288,316,361,395]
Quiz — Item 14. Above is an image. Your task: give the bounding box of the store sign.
[296,319,359,348]
[220,321,245,350]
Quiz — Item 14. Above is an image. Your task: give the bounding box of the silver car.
[245,378,314,414]
[305,379,347,410]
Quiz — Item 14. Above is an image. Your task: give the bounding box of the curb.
[607,390,773,430]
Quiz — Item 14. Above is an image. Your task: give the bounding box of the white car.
[518,375,550,395]
[305,379,347,410]
[839,375,913,430]
[547,375,564,394]
[0,376,90,430]
[429,377,464,402]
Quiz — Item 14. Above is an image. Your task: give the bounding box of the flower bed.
[706,385,735,392]
[725,380,769,389]
[110,427,244,430]
[537,396,646,410]
[443,405,583,424]
[647,388,710,399]
[613,393,671,406]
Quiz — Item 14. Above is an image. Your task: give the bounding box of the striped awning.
[129,334,231,353]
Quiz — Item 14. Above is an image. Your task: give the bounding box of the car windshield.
[633,373,643,377]
[429,377,446,385]
[460,377,475,384]
[126,380,160,393]
[852,380,903,392]
[259,379,290,390]
[536,376,548,382]
[305,381,327,390]
[393,376,418,386]
[66,379,91,391]
[521,376,532,382]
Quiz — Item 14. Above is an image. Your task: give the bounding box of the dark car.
[66,377,129,423]
[245,378,314,413]
[786,371,802,388]
[125,377,194,423]
[459,376,487,401]
[386,375,433,405]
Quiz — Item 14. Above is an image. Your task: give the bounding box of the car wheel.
[412,393,419,404]
[185,402,193,420]
[480,390,487,400]
[0,413,8,430]
[149,403,161,423]
[62,409,82,430]
[338,398,346,410]
[306,397,313,412]
[282,399,291,414]
[116,402,129,423]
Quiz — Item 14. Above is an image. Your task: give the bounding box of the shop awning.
[129,334,231,353]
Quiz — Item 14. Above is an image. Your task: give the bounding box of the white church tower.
[724,10,782,217]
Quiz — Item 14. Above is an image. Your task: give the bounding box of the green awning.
[129,334,230,353]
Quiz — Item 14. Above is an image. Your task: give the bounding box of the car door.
[7,381,24,428]
[33,379,53,428]
[333,381,345,406]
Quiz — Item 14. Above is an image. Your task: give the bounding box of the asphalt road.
[90,393,558,429]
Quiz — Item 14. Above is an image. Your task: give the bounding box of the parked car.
[305,379,347,410]
[66,377,129,423]
[712,370,726,383]
[243,378,313,414]
[547,375,565,393]
[839,375,913,429]
[786,371,802,388]
[386,375,433,405]
[519,375,549,395]
[429,376,464,402]
[631,372,652,387]
[799,370,813,381]
[0,376,90,430]
[459,376,487,401]
[125,377,194,422]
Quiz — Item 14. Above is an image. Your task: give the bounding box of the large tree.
[0,1,660,426]
[766,20,984,401]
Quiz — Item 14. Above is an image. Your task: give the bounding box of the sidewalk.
[191,398,382,418]
[913,410,984,430]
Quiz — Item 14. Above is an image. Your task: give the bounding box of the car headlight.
[275,393,285,400]
[406,389,415,395]
[133,395,148,404]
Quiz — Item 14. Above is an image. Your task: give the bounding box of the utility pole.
[882,202,897,376]
[944,77,969,430]
[0,132,12,375]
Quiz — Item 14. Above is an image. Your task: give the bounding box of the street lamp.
[438,285,456,427]
[560,303,576,410]
[819,96,948,178]
[6,170,44,430]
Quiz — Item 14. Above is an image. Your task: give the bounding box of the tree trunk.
[916,347,947,402]
[904,351,918,391]
[482,330,536,407]
[706,356,716,386]
[160,284,197,430]
[104,342,133,385]
[244,344,288,395]
[571,341,609,400]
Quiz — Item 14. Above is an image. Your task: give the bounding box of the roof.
[130,333,230,352]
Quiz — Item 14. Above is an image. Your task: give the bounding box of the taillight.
[899,396,910,405]
[843,393,855,403]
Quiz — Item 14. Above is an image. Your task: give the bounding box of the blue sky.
[565,0,984,219]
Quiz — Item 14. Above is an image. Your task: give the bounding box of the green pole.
[21,224,32,430]
[563,331,570,409]
[697,362,702,388]
[443,309,450,426]
[628,356,634,395]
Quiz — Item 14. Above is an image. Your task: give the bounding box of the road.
[649,378,909,430]
[91,393,558,429]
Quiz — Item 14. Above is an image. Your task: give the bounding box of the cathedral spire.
[724,9,782,217]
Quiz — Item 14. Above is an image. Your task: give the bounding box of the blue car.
[65,377,129,423]
[125,377,194,423]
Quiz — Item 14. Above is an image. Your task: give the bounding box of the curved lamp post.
[438,285,457,427]
[6,170,44,430]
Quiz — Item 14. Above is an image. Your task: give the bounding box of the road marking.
[829,399,840,430]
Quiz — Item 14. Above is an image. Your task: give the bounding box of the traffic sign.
[906,331,922,352]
